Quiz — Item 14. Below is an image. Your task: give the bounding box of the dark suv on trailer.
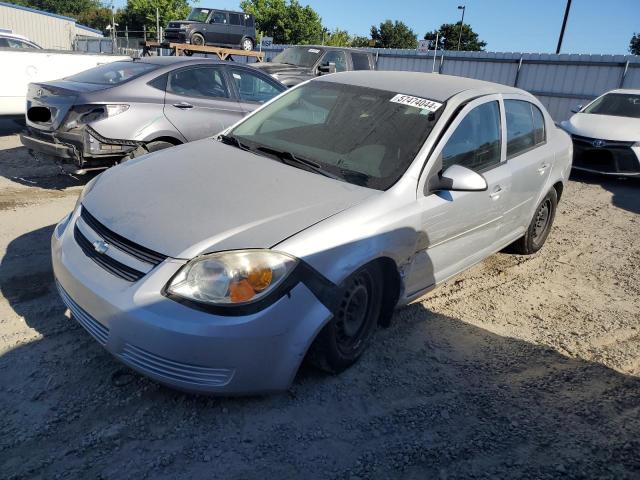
[164,8,256,51]
[252,46,375,87]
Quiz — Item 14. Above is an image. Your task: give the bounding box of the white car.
[560,89,640,177]
[0,37,128,117]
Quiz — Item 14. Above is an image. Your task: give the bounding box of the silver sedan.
[52,71,573,394]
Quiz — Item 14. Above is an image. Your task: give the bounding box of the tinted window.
[505,100,535,158]
[231,81,445,190]
[210,12,227,24]
[351,53,370,70]
[583,92,640,119]
[322,51,347,72]
[272,47,323,68]
[188,8,211,22]
[231,68,284,103]
[148,74,168,91]
[442,101,501,172]
[1,38,37,49]
[65,61,158,85]
[167,67,229,99]
[532,104,546,144]
[229,13,242,25]
[245,15,254,27]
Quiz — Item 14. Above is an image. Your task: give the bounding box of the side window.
[148,73,168,91]
[0,38,8,48]
[7,39,36,49]
[167,67,229,99]
[321,51,347,72]
[351,53,371,70]
[532,104,546,145]
[441,101,501,172]
[245,15,254,28]
[231,68,283,103]
[505,100,536,158]
[210,11,227,24]
[229,13,242,25]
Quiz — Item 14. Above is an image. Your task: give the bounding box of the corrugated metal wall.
[258,45,640,121]
[0,3,104,50]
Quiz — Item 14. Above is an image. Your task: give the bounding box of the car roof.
[606,88,640,95]
[316,71,525,102]
[0,32,32,41]
[192,8,250,15]
[133,56,227,66]
[288,45,372,54]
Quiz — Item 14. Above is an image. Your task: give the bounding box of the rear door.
[502,97,553,235]
[163,65,244,141]
[228,67,286,113]
[205,11,229,45]
[407,96,512,294]
[227,12,245,46]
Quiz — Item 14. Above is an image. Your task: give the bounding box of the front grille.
[571,134,635,149]
[120,343,234,387]
[56,281,109,345]
[81,207,167,266]
[74,226,145,282]
[571,135,640,173]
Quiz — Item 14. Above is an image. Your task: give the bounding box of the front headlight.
[633,141,640,148]
[166,250,298,305]
[179,24,188,30]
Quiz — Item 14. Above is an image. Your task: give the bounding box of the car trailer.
[142,41,265,62]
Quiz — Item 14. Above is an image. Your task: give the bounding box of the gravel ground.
[0,119,639,479]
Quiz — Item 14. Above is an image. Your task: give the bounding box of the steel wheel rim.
[335,272,373,354]
[192,36,204,46]
[243,39,252,50]
[533,199,551,242]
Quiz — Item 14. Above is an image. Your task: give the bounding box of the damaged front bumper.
[20,125,140,168]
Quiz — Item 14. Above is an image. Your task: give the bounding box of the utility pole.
[457,5,466,51]
[432,32,439,72]
[556,0,572,54]
[156,7,160,42]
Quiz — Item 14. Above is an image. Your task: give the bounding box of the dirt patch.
[0,131,639,479]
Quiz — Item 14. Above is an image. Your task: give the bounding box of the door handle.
[173,102,193,109]
[489,186,503,200]
[537,163,550,175]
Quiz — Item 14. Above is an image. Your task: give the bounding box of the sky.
[114,0,640,55]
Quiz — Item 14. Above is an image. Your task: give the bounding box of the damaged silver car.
[21,56,285,171]
[53,72,572,394]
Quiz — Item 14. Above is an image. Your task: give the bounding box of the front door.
[228,67,285,113]
[406,97,512,296]
[205,11,229,45]
[163,66,245,141]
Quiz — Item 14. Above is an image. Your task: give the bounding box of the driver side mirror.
[428,165,488,194]
[318,62,336,75]
[571,104,583,114]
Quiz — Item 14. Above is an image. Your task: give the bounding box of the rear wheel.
[509,188,558,254]
[241,37,254,51]
[308,263,383,373]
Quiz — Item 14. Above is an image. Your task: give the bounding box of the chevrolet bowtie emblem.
[92,240,110,254]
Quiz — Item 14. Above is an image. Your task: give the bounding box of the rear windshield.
[583,93,640,119]
[187,8,211,22]
[230,81,445,190]
[65,62,158,86]
[272,47,323,68]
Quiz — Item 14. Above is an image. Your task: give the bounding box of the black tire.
[241,37,254,51]
[125,140,175,161]
[510,188,558,255]
[191,33,205,46]
[308,263,383,373]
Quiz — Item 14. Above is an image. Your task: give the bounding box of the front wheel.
[241,37,254,51]
[125,140,176,161]
[509,188,558,254]
[308,263,383,373]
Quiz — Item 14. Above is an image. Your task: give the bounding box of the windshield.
[65,61,158,86]
[583,93,640,119]
[187,8,211,22]
[229,81,444,190]
[272,47,323,68]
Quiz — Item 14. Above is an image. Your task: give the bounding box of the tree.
[630,33,640,55]
[121,0,190,32]
[11,0,102,17]
[370,20,417,49]
[240,0,323,44]
[350,35,371,48]
[324,28,350,47]
[424,22,487,51]
[76,6,114,31]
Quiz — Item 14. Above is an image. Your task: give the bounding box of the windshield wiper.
[218,133,249,151]
[255,146,343,181]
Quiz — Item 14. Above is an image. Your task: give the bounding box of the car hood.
[252,62,312,76]
[563,113,640,141]
[82,140,378,259]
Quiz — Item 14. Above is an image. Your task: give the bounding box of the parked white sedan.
[560,89,640,177]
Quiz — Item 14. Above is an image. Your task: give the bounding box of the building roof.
[318,70,524,101]
[0,2,103,35]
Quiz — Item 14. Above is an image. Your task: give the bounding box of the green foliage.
[370,20,417,49]
[350,35,372,48]
[10,0,102,17]
[75,6,113,31]
[324,28,350,47]
[424,22,487,51]
[120,0,190,32]
[240,0,322,44]
[630,33,640,55]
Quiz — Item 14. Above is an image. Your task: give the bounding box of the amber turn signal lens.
[247,267,273,292]
[229,279,255,303]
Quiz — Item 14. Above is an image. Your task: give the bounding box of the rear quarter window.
[351,53,371,70]
[65,62,158,85]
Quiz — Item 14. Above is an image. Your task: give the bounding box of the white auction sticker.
[390,94,442,112]
[308,48,320,53]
